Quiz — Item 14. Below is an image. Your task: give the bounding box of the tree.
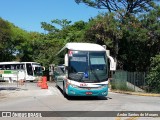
[41,19,72,34]
[41,22,58,33]
[51,19,72,28]
[0,18,14,61]
[40,19,87,67]
[74,0,155,67]
[75,0,159,71]
[41,19,87,44]
[115,6,160,71]
[83,13,123,64]
[119,21,150,71]
[140,6,160,56]
[75,0,156,17]
[64,20,87,43]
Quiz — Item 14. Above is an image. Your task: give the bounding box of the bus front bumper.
[67,85,108,96]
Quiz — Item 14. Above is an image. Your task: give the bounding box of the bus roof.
[0,62,39,65]
[57,43,106,55]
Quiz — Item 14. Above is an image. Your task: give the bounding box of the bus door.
[26,63,33,76]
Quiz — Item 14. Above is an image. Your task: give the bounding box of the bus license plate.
[86,92,92,95]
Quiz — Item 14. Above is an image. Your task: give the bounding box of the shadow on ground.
[0,87,19,91]
[56,85,112,101]
[66,96,112,101]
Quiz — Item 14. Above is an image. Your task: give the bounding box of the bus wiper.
[91,69,100,82]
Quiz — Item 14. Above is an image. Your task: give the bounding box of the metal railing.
[111,70,146,92]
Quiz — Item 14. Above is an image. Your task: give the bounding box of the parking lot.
[0,81,60,99]
[0,81,160,120]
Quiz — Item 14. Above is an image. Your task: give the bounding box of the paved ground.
[1,81,160,99]
[0,81,160,120]
[0,81,60,98]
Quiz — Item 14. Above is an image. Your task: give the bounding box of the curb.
[110,90,160,97]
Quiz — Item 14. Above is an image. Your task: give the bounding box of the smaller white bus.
[0,62,44,82]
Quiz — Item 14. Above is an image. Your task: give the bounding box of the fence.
[111,70,146,92]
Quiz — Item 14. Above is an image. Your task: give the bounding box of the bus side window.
[26,63,33,75]
[0,65,2,70]
[20,64,24,69]
[2,65,6,70]
[11,65,14,70]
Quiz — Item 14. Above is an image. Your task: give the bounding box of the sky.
[0,0,105,33]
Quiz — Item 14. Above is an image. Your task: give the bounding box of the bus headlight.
[102,91,107,95]
[70,84,78,88]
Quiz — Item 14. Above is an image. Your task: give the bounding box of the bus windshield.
[32,63,43,76]
[68,51,108,83]
[34,67,43,76]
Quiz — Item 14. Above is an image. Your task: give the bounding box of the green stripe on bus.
[0,70,18,74]
[4,70,12,74]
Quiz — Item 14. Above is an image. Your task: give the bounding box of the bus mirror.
[65,54,68,66]
[42,66,45,71]
[110,61,116,71]
[108,55,116,71]
[106,50,110,56]
[102,45,106,50]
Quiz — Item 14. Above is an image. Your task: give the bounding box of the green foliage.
[51,19,72,28]
[118,6,160,71]
[30,20,87,68]
[0,18,15,61]
[146,55,160,93]
[41,22,58,33]
[84,13,122,55]
[10,25,32,61]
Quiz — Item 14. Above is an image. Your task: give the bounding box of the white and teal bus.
[55,43,116,97]
[0,62,44,82]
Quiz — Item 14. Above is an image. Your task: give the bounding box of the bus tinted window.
[0,64,24,70]
[69,51,88,73]
[68,51,108,82]
[34,67,43,76]
[26,63,33,75]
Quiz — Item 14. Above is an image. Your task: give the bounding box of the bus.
[55,42,116,97]
[0,62,44,82]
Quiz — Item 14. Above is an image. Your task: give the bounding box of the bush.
[146,55,160,93]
